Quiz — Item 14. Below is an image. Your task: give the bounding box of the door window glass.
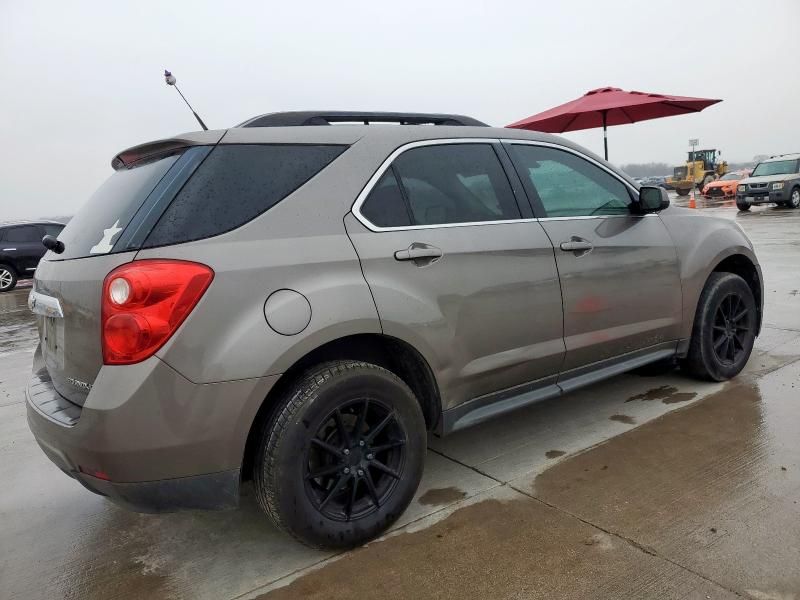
[4,226,41,243]
[392,144,520,226]
[513,145,632,217]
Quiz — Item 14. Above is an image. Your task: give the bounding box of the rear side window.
[359,143,520,228]
[4,225,42,243]
[394,144,520,226]
[143,144,346,248]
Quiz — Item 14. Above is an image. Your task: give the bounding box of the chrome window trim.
[351,138,538,232]
[351,137,645,231]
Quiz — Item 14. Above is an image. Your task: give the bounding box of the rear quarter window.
[143,144,346,248]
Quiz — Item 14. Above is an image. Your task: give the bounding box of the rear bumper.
[31,427,240,511]
[26,346,279,512]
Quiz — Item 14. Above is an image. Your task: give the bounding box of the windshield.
[751,159,798,177]
[720,172,741,181]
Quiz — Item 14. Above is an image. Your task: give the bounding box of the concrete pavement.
[1,200,799,599]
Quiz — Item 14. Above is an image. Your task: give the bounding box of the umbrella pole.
[602,110,608,161]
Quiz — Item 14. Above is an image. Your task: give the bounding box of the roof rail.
[237,111,488,128]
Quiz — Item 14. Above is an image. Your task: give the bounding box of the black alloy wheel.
[711,293,753,366]
[305,398,407,521]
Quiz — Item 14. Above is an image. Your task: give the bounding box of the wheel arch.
[241,333,442,480]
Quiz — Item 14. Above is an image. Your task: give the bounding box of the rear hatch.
[33,140,214,406]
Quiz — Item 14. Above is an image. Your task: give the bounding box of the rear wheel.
[684,273,756,381]
[789,187,800,209]
[0,264,17,292]
[254,360,426,548]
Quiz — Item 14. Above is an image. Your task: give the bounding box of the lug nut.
[343,467,351,474]
[358,440,365,447]
[357,469,364,476]
[366,453,374,460]
[343,449,350,455]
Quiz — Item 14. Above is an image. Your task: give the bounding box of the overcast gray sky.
[1,0,798,220]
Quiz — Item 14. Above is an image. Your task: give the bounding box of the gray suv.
[26,111,762,548]
[736,153,800,211]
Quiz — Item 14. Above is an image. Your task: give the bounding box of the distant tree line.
[619,163,672,178]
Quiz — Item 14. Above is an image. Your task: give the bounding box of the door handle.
[559,237,594,255]
[394,243,443,264]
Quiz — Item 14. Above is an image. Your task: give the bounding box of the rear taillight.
[102,260,214,365]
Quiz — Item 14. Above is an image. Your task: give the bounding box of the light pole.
[164,70,208,131]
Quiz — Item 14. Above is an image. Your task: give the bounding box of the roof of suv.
[0,220,65,228]
[112,111,594,170]
[763,153,800,162]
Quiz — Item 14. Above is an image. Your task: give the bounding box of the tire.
[736,199,751,212]
[676,188,690,197]
[789,187,800,209]
[702,174,715,189]
[254,360,426,549]
[0,264,18,292]
[684,272,757,381]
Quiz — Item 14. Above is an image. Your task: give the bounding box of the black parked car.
[0,221,65,292]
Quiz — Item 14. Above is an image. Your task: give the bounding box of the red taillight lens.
[102,260,214,365]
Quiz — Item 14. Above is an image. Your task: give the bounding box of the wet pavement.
[1,200,799,599]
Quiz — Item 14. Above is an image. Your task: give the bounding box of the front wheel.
[684,272,756,381]
[254,361,426,548]
[736,199,751,212]
[789,187,800,209]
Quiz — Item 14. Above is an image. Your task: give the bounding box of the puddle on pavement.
[609,414,636,424]
[624,385,696,405]
[545,450,566,459]
[417,486,466,506]
[660,391,696,404]
[0,290,38,355]
[625,385,678,402]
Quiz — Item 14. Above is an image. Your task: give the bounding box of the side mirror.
[635,186,670,213]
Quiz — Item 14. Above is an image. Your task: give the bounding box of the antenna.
[164,70,208,131]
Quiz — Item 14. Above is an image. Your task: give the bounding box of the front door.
[346,141,565,411]
[506,142,683,372]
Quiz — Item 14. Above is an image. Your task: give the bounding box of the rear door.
[346,140,565,411]
[2,225,45,274]
[506,141,682,373]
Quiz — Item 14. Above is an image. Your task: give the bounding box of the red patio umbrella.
[506,87,722,160]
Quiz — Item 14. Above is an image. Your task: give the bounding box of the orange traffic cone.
[688,189,697,209]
